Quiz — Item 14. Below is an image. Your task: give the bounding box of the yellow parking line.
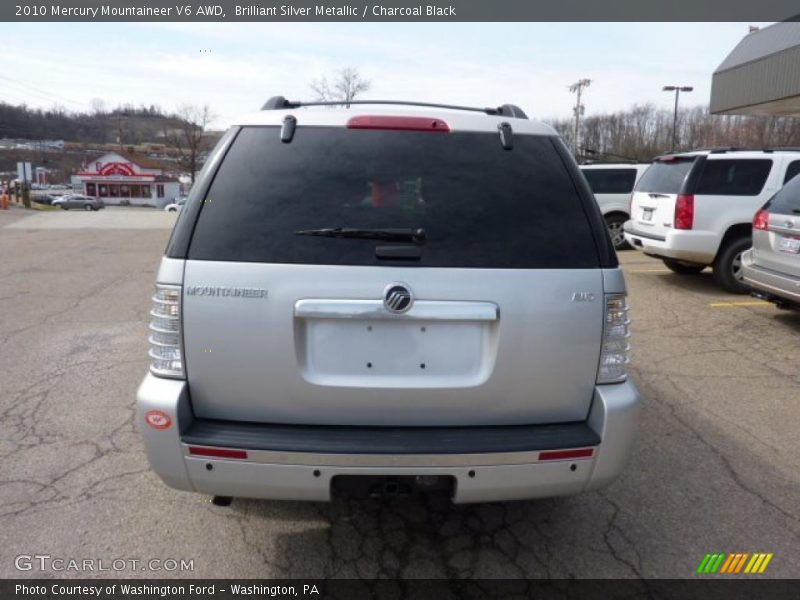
[708,301,770,307]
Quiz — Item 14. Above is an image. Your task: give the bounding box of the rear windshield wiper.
[295,227,426,244]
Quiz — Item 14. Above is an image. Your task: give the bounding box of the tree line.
[548,104,800,161]
[0,101,218,183]
[0,102,188,144]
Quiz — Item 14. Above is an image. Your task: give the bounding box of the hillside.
[0,103,189,145]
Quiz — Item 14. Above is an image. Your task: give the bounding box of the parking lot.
[1,207,799,579]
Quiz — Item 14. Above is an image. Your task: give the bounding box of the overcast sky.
[0,22,769,129]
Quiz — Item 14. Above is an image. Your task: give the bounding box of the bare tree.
[90,98,106,115]
[309,67,371,106]
[168,104,216,184]
[548,103,800,161]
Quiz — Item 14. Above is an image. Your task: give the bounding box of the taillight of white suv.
[674,194,694,230]
[149,284,184,378]
[597,294,631,384]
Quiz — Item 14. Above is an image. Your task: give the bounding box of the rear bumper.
[741,249,800,306]
[136,375,641,503]
[623,223,717,264]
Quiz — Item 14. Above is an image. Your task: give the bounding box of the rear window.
[784,160,800,185]
[766,173,800,215]
[694,159,772,196]
[634,158,696,194]
[581,168,637,194]
[187,126,600,268]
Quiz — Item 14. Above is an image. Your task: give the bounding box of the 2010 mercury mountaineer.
[136,97,641,503]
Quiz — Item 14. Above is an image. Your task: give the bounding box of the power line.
[0,75,89,109]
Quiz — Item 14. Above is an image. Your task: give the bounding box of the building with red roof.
[72,152,181,206]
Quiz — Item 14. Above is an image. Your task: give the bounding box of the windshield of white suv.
[186,126,602,269]
[581,168,637,194]
[634,157,696,194]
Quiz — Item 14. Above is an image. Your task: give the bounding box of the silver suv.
[136,98,641,503]
[741,174,800,309]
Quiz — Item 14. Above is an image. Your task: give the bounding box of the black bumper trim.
[182,419,601,455]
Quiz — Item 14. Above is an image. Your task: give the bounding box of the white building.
[71,152,181,207]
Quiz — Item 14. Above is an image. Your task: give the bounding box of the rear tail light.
[597,294,631,384]
[674,194,694,230]
[149,284,184,379]
[346,115,450,132]
[753,208,769,231]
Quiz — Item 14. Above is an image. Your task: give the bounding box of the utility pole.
[114,114,128,152]
[568,79,591,158]
[663,85,693,150]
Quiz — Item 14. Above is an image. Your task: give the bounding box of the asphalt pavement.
[1,206,798,579]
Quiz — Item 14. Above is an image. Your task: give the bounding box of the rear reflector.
[753,208,769,231]
[539,448,595,461]
[674,194,694,230]
[188,446,248,460]
[347,115,450,132]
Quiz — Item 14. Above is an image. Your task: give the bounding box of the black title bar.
[6,579,800,600]
[3,1,800,22]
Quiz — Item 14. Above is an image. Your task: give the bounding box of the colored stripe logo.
[696,553,773,574]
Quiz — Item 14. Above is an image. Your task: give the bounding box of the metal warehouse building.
[711,22,800,116]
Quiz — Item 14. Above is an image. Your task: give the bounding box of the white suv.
[624,149,800,293]
[580,163,650,250]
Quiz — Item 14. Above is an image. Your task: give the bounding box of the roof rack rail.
[656,147,748,156]
[762,147,800,153]
[260,96,529,119]
[708,146,751,153]
[579,159,649,165]
[659,146,800,156]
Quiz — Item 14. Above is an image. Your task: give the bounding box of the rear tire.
[662,259,705,274]
[712,236,752,294]
[605,214,630,250]
[84,204,93,211]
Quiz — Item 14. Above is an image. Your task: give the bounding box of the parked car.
[136,97,640,504]
[580,162,650,250]
[52,195,105,211]
[624,149,800,293]
[32,194,59,205]
[741,173,800,309]
[164,197,187,212]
